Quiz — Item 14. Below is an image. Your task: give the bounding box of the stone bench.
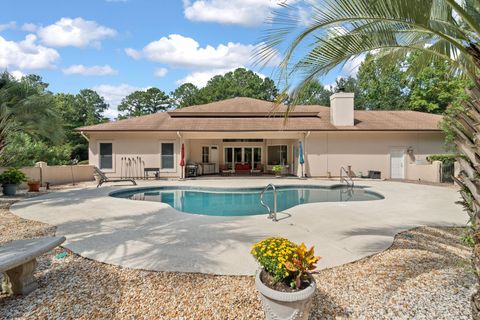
[1,236,66,295]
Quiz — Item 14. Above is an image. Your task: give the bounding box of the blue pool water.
[111,185,383,216]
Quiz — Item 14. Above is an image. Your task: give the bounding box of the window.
[99,143,113,169]
[268,145,287,165]
[202,146,210,163]
[225,148,233,169]
[161,143,174,169]
[234,147,242,163]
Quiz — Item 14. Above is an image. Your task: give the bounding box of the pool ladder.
[340,166,354,188]
[260,183,278,222]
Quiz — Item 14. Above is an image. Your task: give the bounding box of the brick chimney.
[330,92,354,126]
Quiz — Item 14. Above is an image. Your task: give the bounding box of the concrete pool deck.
[10,179,466,275]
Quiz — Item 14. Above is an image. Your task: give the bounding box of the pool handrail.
[260,183,277,222]
[340,166,354,188]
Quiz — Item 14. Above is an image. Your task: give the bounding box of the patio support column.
[302,131,310,178]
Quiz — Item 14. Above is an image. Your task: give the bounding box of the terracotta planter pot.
[255,270,316,320]
[27,181,41,192]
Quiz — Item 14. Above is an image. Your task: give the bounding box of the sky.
[0,0,357,118]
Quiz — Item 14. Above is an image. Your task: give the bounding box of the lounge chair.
[94,166,137,188]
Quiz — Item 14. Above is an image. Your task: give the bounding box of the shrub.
[0,132,72,167]
[426,154,458,166]
[0,168,27,185]
[272,165,283,175]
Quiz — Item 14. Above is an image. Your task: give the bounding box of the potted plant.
[0,168,27,196]
[251,237,320,320]
[27,179,41,192]
[272,165,283,177]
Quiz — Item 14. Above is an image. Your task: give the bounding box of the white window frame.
[267,144,288,166]
[160,141,176,173]
[201,146,210,163]
[97,140,115,172]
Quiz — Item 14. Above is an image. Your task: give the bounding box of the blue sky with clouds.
[0,0,355,118]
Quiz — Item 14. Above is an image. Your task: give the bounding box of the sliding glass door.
[224,147,262,169]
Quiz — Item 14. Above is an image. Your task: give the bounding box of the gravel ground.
[0,200,475,319]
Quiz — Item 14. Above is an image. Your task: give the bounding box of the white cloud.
[296,7,313,27]
[10,70,25,80]
[183,0,295,26]
[177,67,266,87]
[0,34,59,70]
[21,23,38,32]
[153,67,168,77]
[92,84,142,119]
[37,17,116,48]
[324,83,334,91]
[342,54,365,76]
[62,64,117,76]
[177,68,233,87]
[0,21,16,32]
[125,34,266,69]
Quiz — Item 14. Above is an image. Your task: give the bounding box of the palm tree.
[258,0,480,316]
[0,72,64,163]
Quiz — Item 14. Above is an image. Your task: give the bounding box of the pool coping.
[109,184,385,216]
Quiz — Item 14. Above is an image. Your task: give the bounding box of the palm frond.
[256,0,479,90]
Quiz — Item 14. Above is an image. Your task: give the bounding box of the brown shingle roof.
[169,97,323,115]
[76,97,442,132]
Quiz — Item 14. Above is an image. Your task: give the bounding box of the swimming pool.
[111,185,383,216]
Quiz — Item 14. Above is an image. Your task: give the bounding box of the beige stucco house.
[77,93,446,180]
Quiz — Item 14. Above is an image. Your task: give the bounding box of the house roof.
[76,97,442,132]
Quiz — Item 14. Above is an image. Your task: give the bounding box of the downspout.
[177,131,184,179]
[80,131,90,142]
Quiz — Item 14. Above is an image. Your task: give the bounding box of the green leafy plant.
[284,243,320,289]
[426,154,459,166]
[251,237,321,289]
[461,232,475,248]
[0,167,27,185]
[272,165,283,175]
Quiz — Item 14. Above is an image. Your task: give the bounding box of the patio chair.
[220,165,234,176]
[251,164,263,176]
[94,166,137,188]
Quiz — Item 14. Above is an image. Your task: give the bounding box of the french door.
[224,147,261,169]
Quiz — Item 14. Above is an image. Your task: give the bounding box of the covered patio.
[178,132,307,178]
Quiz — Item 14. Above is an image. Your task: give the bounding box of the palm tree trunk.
[452,82,480,319]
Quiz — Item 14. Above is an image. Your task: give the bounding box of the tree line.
[0,56,467,167]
